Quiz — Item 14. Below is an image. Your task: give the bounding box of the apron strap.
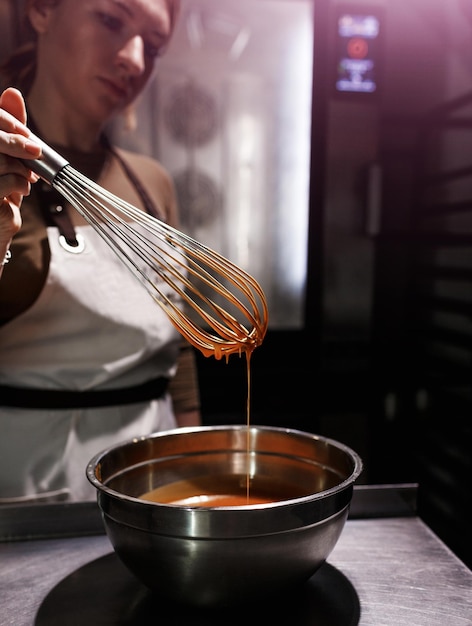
[33,130,163,243]
[105,138,165,221]
[38,181,80,246]
[0,376,169,409]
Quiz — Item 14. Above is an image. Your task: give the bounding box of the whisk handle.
[21,131,69,185]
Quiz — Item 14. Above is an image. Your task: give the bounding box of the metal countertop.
[1,486,471,626]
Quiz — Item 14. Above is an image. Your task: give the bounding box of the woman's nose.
[118,35,146,75]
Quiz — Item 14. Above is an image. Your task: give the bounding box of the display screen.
[335,11,382,94]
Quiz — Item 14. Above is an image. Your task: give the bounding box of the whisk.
[22,132,268,360]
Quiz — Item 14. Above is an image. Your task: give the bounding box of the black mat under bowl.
[35,551,360,625]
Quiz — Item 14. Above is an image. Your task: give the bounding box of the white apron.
[0,224,180,503]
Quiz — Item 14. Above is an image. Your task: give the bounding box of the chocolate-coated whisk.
[23,133,268,359]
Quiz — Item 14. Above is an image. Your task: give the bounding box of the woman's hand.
[0,87,41,271]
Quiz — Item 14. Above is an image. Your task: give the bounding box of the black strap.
[0,376,169,409]
[104,137,165,221]
[38,181,80,246]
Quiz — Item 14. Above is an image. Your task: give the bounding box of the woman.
[0,0,201,502]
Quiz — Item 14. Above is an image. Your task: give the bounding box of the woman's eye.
[97,12,123,32]
[144,42,166,59]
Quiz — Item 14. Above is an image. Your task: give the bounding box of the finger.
[0,172,35,200]
[0,87,28,127]
[0,150,39,172]
[0,89,40,161]
[0,151,40,181]
[7,190,26,209]
[0,129,42,160]
[0,194,23,241]
[0,104,30,137]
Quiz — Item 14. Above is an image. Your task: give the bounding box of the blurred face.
[29,0,177,124]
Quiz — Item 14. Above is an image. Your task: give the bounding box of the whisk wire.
[56,170,260,341]
[49,165,268,358]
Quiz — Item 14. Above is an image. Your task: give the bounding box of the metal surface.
[1,514,471,625]
[0,483,416,548]
[0,483,418,543]
[86,425,362,607]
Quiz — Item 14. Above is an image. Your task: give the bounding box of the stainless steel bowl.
[86,425,363,607]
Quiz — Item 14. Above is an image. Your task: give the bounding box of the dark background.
[195,0,472,569]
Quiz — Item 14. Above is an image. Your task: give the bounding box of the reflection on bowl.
[87,425,363,608]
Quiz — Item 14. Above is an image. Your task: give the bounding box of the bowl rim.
[86,424,363,512]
